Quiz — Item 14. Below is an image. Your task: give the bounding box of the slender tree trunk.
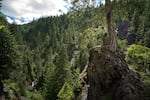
[105,0,116,51]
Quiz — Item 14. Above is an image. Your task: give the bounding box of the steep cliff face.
[87,46,145,100]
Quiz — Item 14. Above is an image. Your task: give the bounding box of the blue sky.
[0,0,104,24]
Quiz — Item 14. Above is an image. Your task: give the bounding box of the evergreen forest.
[0,0,150,100]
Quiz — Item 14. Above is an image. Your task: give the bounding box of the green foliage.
[26,91,44,100]
[126,44,150,72]
[0,27,18,79]
[4,79,19,92]
[42,64,57,100]
[0,25,5,29]
[45,45,70,99]
[57,82,74,100]
[1,1,150,99]
[43,45,71,99]
[117,39,128,52]
[113,0,150,47]
[125,44,150,98]
[1,0,150,99]
[78,27,103,49]
[3,79,20,99]
[1,6,106,99]
[144,77,150,99]
[0,0,106,99]
[79,49,89,70]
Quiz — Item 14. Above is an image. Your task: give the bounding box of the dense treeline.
[1,7,105,100]
[0,0,150,99]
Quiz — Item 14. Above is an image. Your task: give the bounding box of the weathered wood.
[87,46,145,100]
[105,0,117,52]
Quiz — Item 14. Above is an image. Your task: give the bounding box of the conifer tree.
[44,44,70,100]
[0,26,18,96]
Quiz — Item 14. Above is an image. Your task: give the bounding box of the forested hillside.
[0,0,150,100]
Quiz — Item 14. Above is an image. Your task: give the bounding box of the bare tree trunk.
[105,0,116,52]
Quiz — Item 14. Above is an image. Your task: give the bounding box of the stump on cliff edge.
[87,46,145,100]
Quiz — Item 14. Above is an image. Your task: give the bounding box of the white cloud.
[6,17,14,23]
[102,0,105,4]
[1,0,105,24]
[1,0,70,24]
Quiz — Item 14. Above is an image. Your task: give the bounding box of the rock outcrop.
[117,21,136,45]
[87,46,145,100]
